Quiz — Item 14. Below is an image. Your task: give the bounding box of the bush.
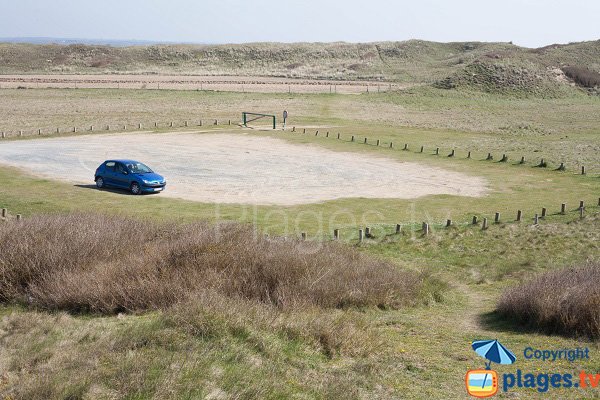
[0,214,421,314]
[562,66,600,88]
[497,263,600,338]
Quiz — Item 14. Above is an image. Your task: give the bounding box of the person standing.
[282,110,288,130]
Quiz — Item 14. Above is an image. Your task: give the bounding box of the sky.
[0,0,598,48]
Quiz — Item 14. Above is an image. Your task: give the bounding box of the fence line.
[0,118,240,139]
[4,199,599,242]
[286,127,599,176]
[307,199,599,242]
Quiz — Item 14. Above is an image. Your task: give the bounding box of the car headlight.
[142,179,151,184]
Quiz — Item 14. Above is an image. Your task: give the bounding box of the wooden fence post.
[365,227,371,237]
[351,135,355,142]
[520,156,525,164]
[16,214,21,221]
[420,146,424,153]
[333,229,340,240]
[534,214,539,225]
[38,128,42,135]
[541,207,547,218]
[449,149,455,157]
[390,142,393,148]
[404,143,408,151]
[301,232,306,241]
[580,207,584,219]
[494,212,500,223]
[446,219,452,227]
[482,218,488,230]
[580,200,585,210]
[561,203,566,215]
[435,148,439,155]
[292,127,296,132]
[467,151,471,159]
[376,139,380,146]
[1,208,6,218]
[337,133,340,139]
[358,229,364,242]
[364,138,367,144]
[422,222,429,235]
[1,132,5,139]
[138,123,142,129]
[581,166,586,175]
[396,224,401,234]
[517,210,522,222]
[472,216,478,225]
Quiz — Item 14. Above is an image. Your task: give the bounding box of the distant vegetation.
[562,65,600,88]
[497,263,600,338]
[1,39,599,96]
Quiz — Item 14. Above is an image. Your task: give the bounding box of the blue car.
[94,159,166,195]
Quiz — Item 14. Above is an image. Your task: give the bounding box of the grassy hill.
[1,40,599,93]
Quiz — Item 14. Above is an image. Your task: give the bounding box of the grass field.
[1,85,600,399]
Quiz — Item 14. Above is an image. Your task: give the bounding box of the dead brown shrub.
[562,66,600,88]
[497,263,600,338]
[0,214,421,314]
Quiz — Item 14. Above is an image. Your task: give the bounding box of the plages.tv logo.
[466,339,516,398]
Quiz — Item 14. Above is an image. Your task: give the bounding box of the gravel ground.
[0,132,487,205]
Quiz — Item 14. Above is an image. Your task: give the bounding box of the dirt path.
[0,74,407,94]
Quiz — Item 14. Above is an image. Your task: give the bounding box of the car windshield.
[126,162,153,174]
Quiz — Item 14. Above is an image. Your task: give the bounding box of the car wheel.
[96,177,105,189]
[131,182,142,195]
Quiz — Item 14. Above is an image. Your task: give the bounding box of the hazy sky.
[1,0,598,47]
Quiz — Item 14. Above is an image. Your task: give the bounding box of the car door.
[102,161,117,186]
[113,162,130,188]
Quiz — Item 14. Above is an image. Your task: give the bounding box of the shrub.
[497,263,600,338]
[562,66,600,88]
[0,214,421,314]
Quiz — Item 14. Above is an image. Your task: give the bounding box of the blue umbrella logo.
[470,340,516,392]
[472,339,516,369]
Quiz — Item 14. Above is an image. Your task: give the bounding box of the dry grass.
[497,262,600,338]
[562,65,600,89]
[0,214,421,314]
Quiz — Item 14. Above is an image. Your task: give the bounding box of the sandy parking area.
[0,132,487,205]
[0,75,405,94]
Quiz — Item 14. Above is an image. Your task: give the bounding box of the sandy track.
[0,132,487,205]
[0,74,404,94]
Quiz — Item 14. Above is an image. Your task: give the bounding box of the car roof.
[106,159,142,164]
